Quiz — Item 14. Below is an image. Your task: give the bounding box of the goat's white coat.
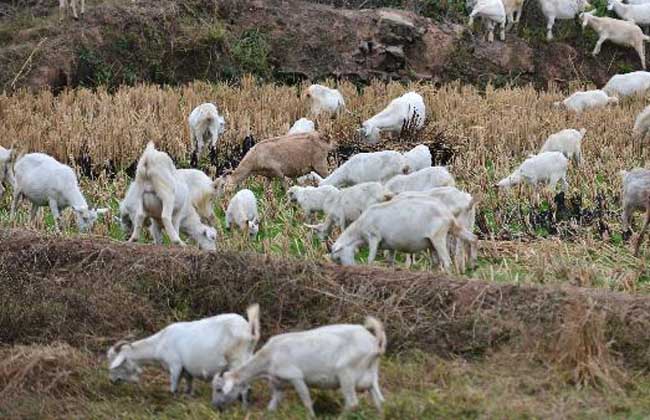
[225,189,259,238]
[288,118,316,135]
[634,105,650,140]
[177,168,221,224]
[602,71,650,98]
[320,150,410,187]
[188,103,226,157]
[403,144,432,172]
[468,0,507,42]
[0,146,15,198]
[540,0,592,40]
[621,168,650,230]
[497,151,569,191]
[608,0,650,26]
[287,185,340,219]
[305,84,346,116]
[554,89,618,113]
[385,166,455,194]
[539,128,586,164]
[359,92,426,144]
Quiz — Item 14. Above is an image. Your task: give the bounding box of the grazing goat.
[358,92,426,144]
[581,12,650,70]
[188,103,226,161]
[554,89,618,113]
[306,182,394,240]
[468,0,507,42]
[177,168,223,225]
[496,152,569,191]
[539,128,586,164]
[59,0,84,20]
[11,153,107,232]
[304,84,346,116]
[602,71,650,98]
[607,0,650,28]
[223,132,331,187]
[620,168,650,255]
[634,105,650,144]
[330,198,477,272]
[0,146,15,198]
[108,304,260,400]
[212,317,386,416]
[225,189,260,238]
[540,0,592,40]
[385,166,455,194]
[403,144,432,172]
[288,118,316,135]
[320,150,410,187]
[287,185,340,221]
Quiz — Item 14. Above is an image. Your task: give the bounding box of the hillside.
[0,0,641,91]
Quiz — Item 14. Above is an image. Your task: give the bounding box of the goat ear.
[109,353,126,370]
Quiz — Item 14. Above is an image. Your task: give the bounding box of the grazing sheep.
[288,118,316,135]
[385,166,455,194]
[304,84,346,116]
[602,71,650,98]
[468,0,507,42]
[10,153,107,232]
[540,0,592,40]
[496,151,569,191]
[320,150,410,187]
[188,103,226,160]
[634,105,650,142]
[539,128,586,164]
[224,132,331,187]
[177,168,223,225]
[358,92,426,144]
[0,146,15,198]
[553,89,618,113]
[620,168,650,255]
[108,304,260,400]
[607,0,650,27]
[287,185,340,220]
[306,182,394,240]
[580,12,650,70]
[403,144,432,172]
[59,0,84,20]
[329,198,477,272]
[212,317,386,416]
[225,189,259,238]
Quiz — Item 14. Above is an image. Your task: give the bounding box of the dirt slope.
[0,0,640,91]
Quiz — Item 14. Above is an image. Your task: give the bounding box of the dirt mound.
[1,228,649,376]
[0,0,639,91]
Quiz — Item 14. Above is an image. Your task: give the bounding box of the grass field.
[2,78,650,418]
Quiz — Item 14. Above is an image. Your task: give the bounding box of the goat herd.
[0,78,649,415]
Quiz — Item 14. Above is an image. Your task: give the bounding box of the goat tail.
[450,219,477,244]
[246,303,261,345]
[364,316,387,355]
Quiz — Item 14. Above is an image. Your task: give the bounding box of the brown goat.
[225,132,332,187]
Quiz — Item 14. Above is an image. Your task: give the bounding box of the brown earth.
[0,0,641,91]
[1,228,649,381]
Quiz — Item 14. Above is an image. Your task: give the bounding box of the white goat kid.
[496,151,569,191]
[468,0,507,42]
[304,84,346,116]
[11,153,107,231]
[539,128,586,164]
[288,118,316,135]
[554,89,618,113]
[225,189,260,238]
[385,166,455,194]
[108,304,261,399]
[188,103,226,160]
[212,317,386,416]
[581,12,650,70]
[177,168,222,225]
[0,146,15,198]
[320,150,411,187]
[403,144,432,172]
[541,0,592,41]
[602,71,650,98]
[287,185,340,221]
[59,0,85,20]
[359,92,426,144]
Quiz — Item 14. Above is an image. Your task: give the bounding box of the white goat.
[628,0,650,4]
[225,189,259,238]
[188,103,226,159]
[10,153,107,232]
[468,0,507,42]
[288,118,316,135]
[553,89,618,113]
[304,84,346,116]
[108,304,260,400]
[329,198,477,272]
[581,12,650,70]
[0,146,15,198]
[602,71,650,98]
[320,150,411,187]
[385,166,455,194]
[539,128,586,164]
[540,0,592,40]
[634,105,650,141]
[496,151,569,191]
[59,0,84,20]
[403,144,432,172]
[608,0,650,27]
[306,182,394,240]
[358,92,426,144]
[287,185,340,220]
[620,168,650,255]
[176,168,222,225]
[212,317,386,416]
